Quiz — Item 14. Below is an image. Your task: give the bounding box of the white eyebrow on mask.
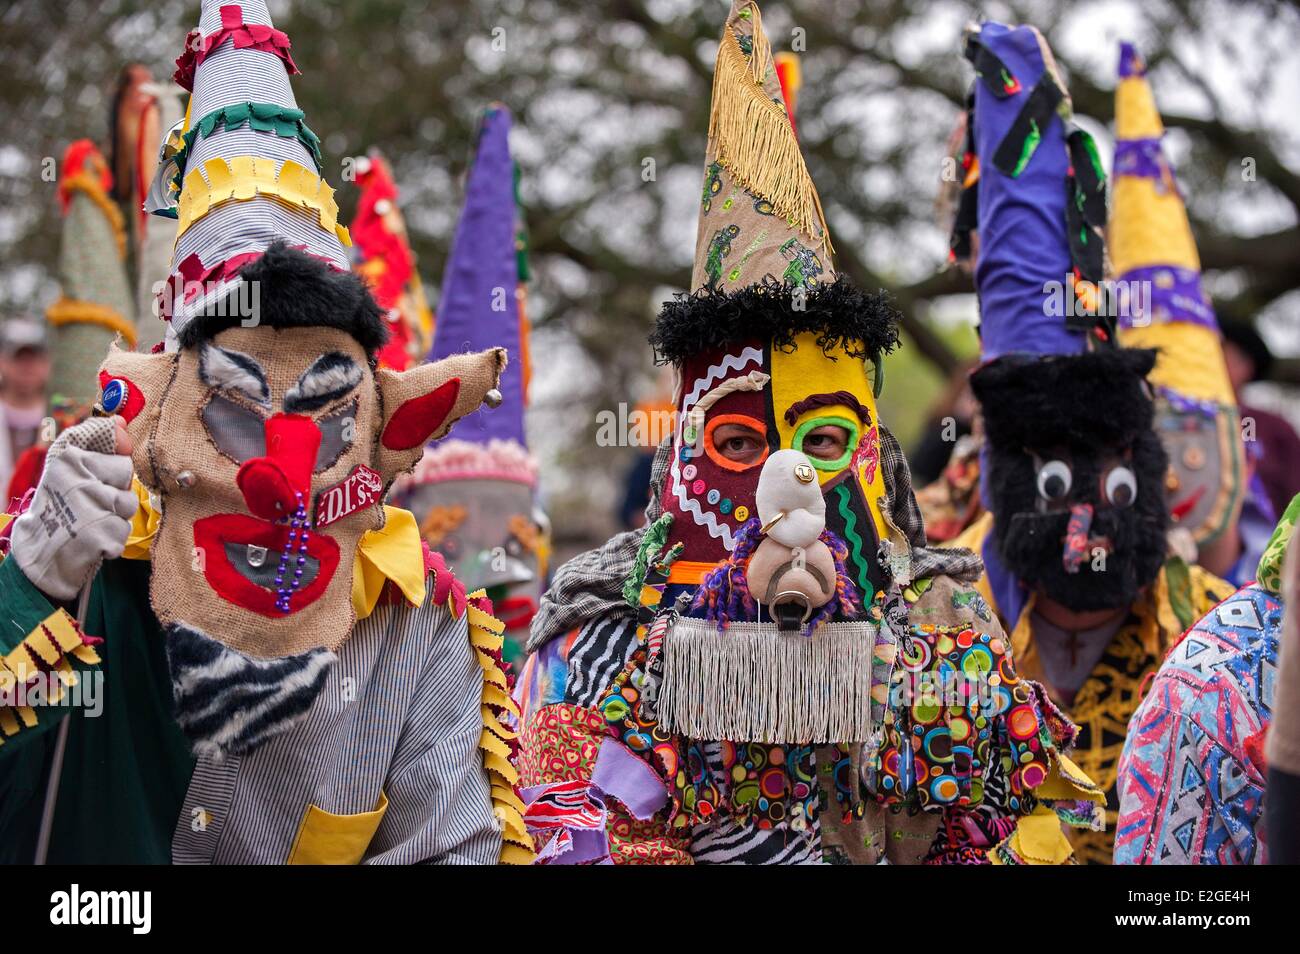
[284,351,363,413]
[198,342,270,407]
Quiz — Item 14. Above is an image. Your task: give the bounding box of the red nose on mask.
[236,413,322,521]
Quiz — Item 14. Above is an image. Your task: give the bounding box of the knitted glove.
[9,417,138,602]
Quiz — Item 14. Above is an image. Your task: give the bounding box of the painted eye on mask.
[1036,459,1073,503]
[800,424,850,463]
[1103,465,1138,508]
[1181,444,1206,471]
[704,415,769,471]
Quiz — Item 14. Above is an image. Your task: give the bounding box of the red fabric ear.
[382,377,461,450]
[98,370,146,423]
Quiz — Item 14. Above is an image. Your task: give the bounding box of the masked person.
[946,23,1234,864]
[0,0,530,866]
[1110,43,1269,587]
[391,106,549,669]
[1116,492,1298,864]
[513,0,1101,866]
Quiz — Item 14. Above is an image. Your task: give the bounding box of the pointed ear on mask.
[98,342,178,492]
[374,347,507,484]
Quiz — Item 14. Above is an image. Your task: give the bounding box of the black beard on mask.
[972,348,1170,614]
[985,430,1169,612]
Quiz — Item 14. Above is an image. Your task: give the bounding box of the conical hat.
[46,141,135,408]
[690,0,832,293]
[1110,42,1233,407]
[351,151,434,371]
[162,0,349,341]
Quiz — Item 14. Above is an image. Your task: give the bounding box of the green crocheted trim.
[172,102,324,196]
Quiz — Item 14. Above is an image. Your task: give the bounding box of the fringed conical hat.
[161,0,349,343]
[690,0,831,294]
[46,141,135,409]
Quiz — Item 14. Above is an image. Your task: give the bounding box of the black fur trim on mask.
[649,276,900,365]
[970,348,1158,454]
[974,348,1169,611]
[176,242,388,356]
[984,429,1169,611]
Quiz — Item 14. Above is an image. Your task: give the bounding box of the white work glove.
[9,416,138,602]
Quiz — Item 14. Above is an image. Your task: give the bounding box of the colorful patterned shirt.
[1116,581,1280,864]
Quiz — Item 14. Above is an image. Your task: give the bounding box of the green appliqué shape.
[834,483,872,598]
[172,102,325,195]
[1010,118,1041,178]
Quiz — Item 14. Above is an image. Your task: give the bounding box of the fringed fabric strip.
[174,3,300,91]
[172,102,324,198]
[0,608,102,747]
[45,297,137,348]
[465,593,534,864]
[656,616,879,744]
[708,10,832,262]
[175,156,351,247]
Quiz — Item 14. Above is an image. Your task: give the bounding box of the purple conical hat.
[161,0,350,345]
[404,105,535,492]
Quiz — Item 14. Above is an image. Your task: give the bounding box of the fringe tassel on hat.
[656,616,878,744]
[707,4,832,261]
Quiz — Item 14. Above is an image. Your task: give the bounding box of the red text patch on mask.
[315,464,383,527]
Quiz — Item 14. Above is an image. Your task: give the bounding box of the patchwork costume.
[392,106,549,668]
[1116,492,1299,864]
[514,1,1100,866]
[0,0,529,865]
[948,23,1232,864]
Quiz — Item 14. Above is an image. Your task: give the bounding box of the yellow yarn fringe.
[466,595,535,865]
[707,4,832,261]
[0,608,101,746]
[62,172,128,260]
[45,296,137,348]
[176,156,352,248]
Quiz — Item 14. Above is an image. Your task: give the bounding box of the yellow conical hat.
[1111,42,1233,407]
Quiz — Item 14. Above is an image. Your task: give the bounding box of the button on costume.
[514,1,1102,866]
[0,0,530,866]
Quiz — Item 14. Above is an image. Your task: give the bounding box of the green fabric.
[1163,555,1197,632]
[1258,492,1300,594]
[0,553,59,653]
[172,101,324,196]
[0,558,194,863]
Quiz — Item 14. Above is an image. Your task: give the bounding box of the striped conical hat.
[1110,41,1234,407]
[46,140,135,409]
[161,0,349,344]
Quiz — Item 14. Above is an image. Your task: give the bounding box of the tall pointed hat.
[412,104,535,479]
[158,0,350,343]
[1110,42,1242,544]
[962,22,1169,618]
[350,151,434,371]
[46,141,136,410]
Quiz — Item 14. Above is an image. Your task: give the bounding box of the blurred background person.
[0,318,50,503]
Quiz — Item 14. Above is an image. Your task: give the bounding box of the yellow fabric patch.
[1114,75,1164,141]
[1109,175,1200,275]
[286,790,389,865]
[768,333,888,541]
[352,506,427,619]
[123,479,160,560]
[0,608,99,744]
[991,805,1075,865]
[176,156,351,248]
[1119,321,1234,406]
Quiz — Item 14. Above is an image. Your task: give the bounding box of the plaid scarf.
[527,426,981,652]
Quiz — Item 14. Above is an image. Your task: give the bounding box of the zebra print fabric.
[164,621,336,758]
